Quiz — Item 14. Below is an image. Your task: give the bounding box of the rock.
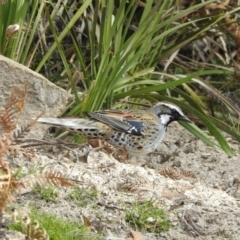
[0,230,26,240]
[0,55,68,138]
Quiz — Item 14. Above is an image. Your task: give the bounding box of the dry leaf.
[127,229,144,240]
[82,214,92,231]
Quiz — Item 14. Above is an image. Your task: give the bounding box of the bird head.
[151,102,191,126]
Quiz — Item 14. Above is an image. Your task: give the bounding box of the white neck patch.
[160,114,172,125]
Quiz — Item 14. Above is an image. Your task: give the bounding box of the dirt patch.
[7,122,240,239]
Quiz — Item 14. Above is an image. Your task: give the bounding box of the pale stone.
[0,55,68,138]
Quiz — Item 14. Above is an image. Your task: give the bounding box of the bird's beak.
[179,116,192,123]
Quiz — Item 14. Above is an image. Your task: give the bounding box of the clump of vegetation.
[67,186,99,208]
[1,1,240,155]
[125,200,171,233]
[0,85,75,238]
[10,207,104,240]
[0,84,32,213]
[4,0,240,155]
[33,185,59,202]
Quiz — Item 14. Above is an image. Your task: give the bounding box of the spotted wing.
[86,110,145,136]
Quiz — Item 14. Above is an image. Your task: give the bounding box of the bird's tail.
[37,117,97,130]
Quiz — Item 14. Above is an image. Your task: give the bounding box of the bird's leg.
[111,146,128,162]
[87,139,105,151]
[87,139,128,162]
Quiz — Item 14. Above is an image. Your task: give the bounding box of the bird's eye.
[172,109,180,117]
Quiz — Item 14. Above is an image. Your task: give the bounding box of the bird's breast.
[108,122,166,154]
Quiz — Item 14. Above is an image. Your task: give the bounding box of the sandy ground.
[4,122,240,239]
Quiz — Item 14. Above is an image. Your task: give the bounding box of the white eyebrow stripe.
[161,103,184,116]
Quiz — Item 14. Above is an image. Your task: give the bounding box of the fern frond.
[19,171,74,192]
[0,161,13,212]
[13,112,44,143]
[43,171,74,187]
[0,83,28,134]
[0,83,28,213]
[160,168,196,180]
[20,214,49,240]
[160,168,181,180]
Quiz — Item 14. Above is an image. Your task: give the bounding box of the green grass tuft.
[66,186,99,208]
[33,186,59,202]
[125,200,171,233]
[10,207,104,240]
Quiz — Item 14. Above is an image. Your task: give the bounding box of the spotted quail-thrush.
[37,102,191,155]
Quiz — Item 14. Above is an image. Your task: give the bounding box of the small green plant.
[125,200,171,233]
[33,185,59,202]
[14,163,48,180]
[10,207,103,240]
[67,186,99,208]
